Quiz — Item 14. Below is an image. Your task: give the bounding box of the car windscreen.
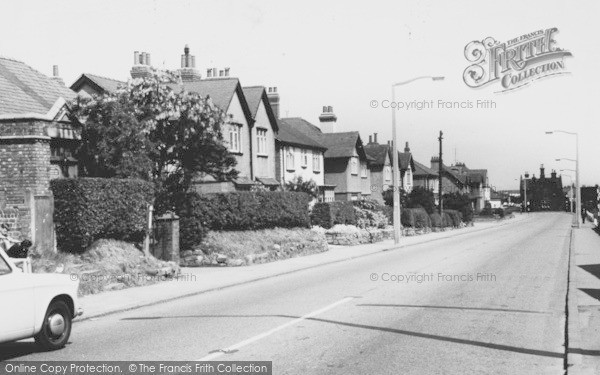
[0,254,11,275]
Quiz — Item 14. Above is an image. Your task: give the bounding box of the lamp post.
[391,76,444,244]
[523,173,529,213]
[546,130,580,228]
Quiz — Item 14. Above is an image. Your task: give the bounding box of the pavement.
[77,214,528,320]
[1,212,574,375]
[567,220,600,375]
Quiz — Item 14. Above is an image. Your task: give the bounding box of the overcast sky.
[1,0,598,189]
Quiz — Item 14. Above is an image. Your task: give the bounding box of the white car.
[0,248,83,350]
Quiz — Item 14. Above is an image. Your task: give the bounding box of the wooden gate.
[32,194,55,253]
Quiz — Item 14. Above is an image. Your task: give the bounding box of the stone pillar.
[151,213,180,263]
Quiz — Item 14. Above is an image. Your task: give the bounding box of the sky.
[1,0,598,189]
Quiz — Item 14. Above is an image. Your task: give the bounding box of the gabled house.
[364,134,392,203]
[397,142,416,193]
[242,86,279,188]
[0,58,77,245]
[70,73,126,97]
[429,157,490,211]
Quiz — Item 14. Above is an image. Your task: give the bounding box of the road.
[1,213,572,374]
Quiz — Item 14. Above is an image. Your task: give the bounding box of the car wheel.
[34,300,72,350]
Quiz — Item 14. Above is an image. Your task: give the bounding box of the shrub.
[442,192,474,222]
[171,191,311,249]
[442,212,454,227]
[284,176,318,199]
[402,207,431,228]
[51,178,154,254]
[493,207,505,218]
[443,209,462,227]
[311,201,356,229]
[429,212,443,227]
[354,206,389,229]
[407,187,436,214]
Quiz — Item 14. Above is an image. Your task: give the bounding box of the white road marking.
[197,297,354,361]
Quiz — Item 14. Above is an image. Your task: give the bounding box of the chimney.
[404,142,410,152]
[430,156,440,171]
[224,67,230,77]
[540,164,545,179]
[206,68,213,78]
[551,170,557,179]
[130,50,153,79]
[319,105,337,133]
[368,135,373,144]
[178,44,201,82]
[267,87,280,119]
[51,65,64,86]
[374,133,378,144]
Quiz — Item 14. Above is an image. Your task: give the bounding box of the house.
[0,58,77,246]
[70,73,126,97]
[398,142,416,193]
[429,157,490,211]
[413,159,439,196]
[363,133,392,203]
[242,86,279,188]
[280,106,372,201]
[521,165,565,211]
[70,46,281,192]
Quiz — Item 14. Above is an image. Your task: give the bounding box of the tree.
[382,188,408,207]
[69,69,238,196]
[284,176,318,199]
[442,192,474,222]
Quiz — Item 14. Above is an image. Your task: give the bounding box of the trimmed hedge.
[311,201,356,229]
[51,178,154,254]
[429,212,443,228]
[402,207,431,228]
[173,191,311,249]
[443,209,463,227]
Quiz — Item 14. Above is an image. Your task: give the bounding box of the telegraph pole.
[438,131,443,215]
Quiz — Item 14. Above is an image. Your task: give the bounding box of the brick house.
[0,58,77,247]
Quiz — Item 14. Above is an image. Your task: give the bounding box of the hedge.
[443,209,463,227]
[51,178,154,253]
[402,207,431,228]
[311,201,356,229]
[429,212,443,227]
[172,191,311,249]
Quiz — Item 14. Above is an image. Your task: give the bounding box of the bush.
[442,192,474,222]
[443,209,462,227]
[493,207,505,218]
[172,191,311,249]
[407,187,436,214]
[51,178,154,253]
[402,207,431,228]
[429,212,443,227]
[354,206,389,229]
[442,212,453,227]
[311,201,356,229]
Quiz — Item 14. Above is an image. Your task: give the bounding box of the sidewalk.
[77,214,527,321]
[568,222,600,375]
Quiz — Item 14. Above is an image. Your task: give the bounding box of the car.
[0,247,83,350]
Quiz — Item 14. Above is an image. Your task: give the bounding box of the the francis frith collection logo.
[463,28,572,92]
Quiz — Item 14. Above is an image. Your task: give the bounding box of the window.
[361,163,368,178]
[350,157,358,175]
[301,149,308,168]
[384,166,391,181]
[257,128,267,155]
[0,254,11,275]
[228,124,242,153]
[312,152,321,172]
[286,147,295,170]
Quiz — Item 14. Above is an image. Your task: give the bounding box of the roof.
[70,73,126,94]
[277,119,326,150]
[413,159,438,177]
[364,143,389,166]
[242,86,278,132]
[398,152,414,171]
[0,57,76,117]
[320,132,367,159]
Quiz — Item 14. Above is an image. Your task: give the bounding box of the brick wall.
[0,119,53,240]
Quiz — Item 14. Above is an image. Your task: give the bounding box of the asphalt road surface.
[1,213,572,374]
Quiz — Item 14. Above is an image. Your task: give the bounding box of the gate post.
[151,213,180,263]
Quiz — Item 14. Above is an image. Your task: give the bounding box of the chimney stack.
[267,87,280,119]
[51,65,65,86]
[374,133,378,144]
[430,156,440,171]
[178,44,201,82]
[319,105,337,133]
[404,142,410,152]
[540,164,545,179]
[130,50,153,79]
[368,135,372,144]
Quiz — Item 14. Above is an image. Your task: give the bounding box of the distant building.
[521,165,566,211]
[429,158,490,211]
[581,186,599,213]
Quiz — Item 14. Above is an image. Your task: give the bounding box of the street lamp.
[391,76,444,244]
[546,130,580,227]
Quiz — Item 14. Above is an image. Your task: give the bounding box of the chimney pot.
[181,55,186,68]
[146,53,151,66]
[404,141,410,152]
[53,65,59,77]
[207,69,212,78]
[273,87,277,92]
[219,70,224,77]
[224,67,230,77]
[328,106,333,112]
[184,44,190,55]
[374,133,378,143]
[369,135,372,143]
[191,56,196,68]
[322,106,327,113]
[134,51,139,65]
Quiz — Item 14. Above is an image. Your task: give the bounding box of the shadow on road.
[0,341,43,361]
[579,288,600,302]
[356,304,550,315]
[579,264,600,280]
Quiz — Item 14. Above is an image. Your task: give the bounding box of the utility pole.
[438,131,443,215]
